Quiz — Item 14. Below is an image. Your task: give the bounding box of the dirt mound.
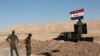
[31,40,100,56]
[1,40,100,56]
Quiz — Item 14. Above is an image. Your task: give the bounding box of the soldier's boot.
[14,47,19,56]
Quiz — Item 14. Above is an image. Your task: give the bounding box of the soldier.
[76,19,83,40]
[25,33,32,56]
[6,30,19,56]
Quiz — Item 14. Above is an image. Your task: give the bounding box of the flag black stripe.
[71,16,83,20]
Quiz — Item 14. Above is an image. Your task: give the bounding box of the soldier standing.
[25,33,32,56]
[77,19,83,40]
[6,30,19,56]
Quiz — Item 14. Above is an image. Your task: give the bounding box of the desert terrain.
[0,19,100,56]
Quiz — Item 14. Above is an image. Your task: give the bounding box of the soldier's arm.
[6,35,10,42]
[24,38,27,45]
[24,38,28,44]
[16,36,19,43]
[24,38,29,46]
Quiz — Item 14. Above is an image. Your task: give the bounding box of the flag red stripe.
[70,8,84,14]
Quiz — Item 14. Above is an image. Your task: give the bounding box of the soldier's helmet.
[28,33,32,36]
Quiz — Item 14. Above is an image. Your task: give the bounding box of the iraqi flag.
[70,8,84,20]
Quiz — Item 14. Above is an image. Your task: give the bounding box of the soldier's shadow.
[39,52,51,56]
[39,50,60,56]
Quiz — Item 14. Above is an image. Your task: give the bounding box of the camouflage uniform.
[6,30,19,56]
[77,19,83,40]
[25,33,32,56]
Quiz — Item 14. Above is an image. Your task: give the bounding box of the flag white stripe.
[70,12,84,17]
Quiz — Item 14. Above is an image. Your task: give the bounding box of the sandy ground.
[0,48,38,56]
[0,40,100,56]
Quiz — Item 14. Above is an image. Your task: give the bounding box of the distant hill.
[0,19,100,41]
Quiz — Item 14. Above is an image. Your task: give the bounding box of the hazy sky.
[0,0,100,28]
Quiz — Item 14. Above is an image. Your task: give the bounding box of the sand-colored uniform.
[7,34,19,56]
